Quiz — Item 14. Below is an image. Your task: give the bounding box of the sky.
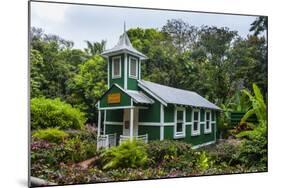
[30,1,258,50]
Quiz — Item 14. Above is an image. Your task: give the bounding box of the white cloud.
[30,2,257,49]
[31,2,69,24]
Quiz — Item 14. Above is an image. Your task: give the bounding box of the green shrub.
[208,139,241,165]
[31,136,97,169]
[64,137,97,163]
[101,140,148,170]
[196,151,210,171]
[67,129,97,142]
[236,135,267,170]
[32,128,69,143]
[146,140,193,166]
[31,97,86,130]
[160,154,196,172]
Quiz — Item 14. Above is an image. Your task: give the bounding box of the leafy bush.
[32,128,69,143]
[196,151,210,171]
[236,136,267,170]
[160,154,196,172]
[67,129,97,142]
[64,137,97,163]
[101,140,148,170]
[208,139,241,165]
[146,140,193,166]
[31,97,86,130]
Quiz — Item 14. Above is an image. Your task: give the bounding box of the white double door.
[123,108,138,136]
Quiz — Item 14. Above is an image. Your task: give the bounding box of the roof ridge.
[140,80,197,94]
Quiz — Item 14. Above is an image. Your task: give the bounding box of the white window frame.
[129,56,138,79]
[211,111,216,135]
[192,109,200,136]
[174,107,186,139]
[204,110,212,134]
[112,56,121,79]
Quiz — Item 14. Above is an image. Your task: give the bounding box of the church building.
[96,27,221,149]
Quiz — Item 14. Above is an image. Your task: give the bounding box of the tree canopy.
[30,17,267,124]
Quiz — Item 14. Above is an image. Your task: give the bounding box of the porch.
[97,133,148,150]
[96,84,154,150]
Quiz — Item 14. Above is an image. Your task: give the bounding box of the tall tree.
[66,55,107,121]
[250,16,268,36]
[30,27,85,99]
[162,19,198,53]
[190,26,238,103]
[84,40,106,57]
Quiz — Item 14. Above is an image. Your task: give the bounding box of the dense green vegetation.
[31,97,86,130]
[30,16,267,185]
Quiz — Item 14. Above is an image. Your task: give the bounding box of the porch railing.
[97,133,117,150]
[119,134,148,145]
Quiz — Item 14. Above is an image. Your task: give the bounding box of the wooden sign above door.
[107,93,121,104]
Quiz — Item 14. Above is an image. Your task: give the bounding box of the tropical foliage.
[30,17,267,185]
[32,128,69,143]
[101,140,148,170]
[31,97,86,130]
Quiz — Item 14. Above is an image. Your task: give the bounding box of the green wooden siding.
[127,54,140,90]
[164,104,174,122]
[138,126,160,140]
[200,109,205,121]
[105,124,123,143]
[99,85,131,108]
[106,109,123,122]
[109,54,124,88]
[162,107,216,146]
[184,123,215,146]
[164,126,174,139]
[186,107,192,122]
[138,89,161,122]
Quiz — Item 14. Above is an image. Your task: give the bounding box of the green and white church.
[96,27,221,149]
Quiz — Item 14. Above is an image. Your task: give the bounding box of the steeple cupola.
[101,24,147,91]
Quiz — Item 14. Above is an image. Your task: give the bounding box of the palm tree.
[84,40,106,57]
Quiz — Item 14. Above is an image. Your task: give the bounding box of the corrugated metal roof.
[101,32,147,60]
[138,80,221,110]
[113,84,154,104]
[126,90,154,104]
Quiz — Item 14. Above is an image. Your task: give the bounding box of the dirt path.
[77,157,97,170]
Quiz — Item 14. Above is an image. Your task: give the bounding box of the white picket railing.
[119,134,148,145]
[97,133,116,150]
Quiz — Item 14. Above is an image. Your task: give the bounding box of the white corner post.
[130,108,134,141]
[103,110,107,135]
[139,60,141,80]
[97,110,101,137]
[124,53,127,90]
[160,104,164,141]
[107,57,110,89]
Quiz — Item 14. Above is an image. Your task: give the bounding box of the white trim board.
[98,106,132,110]
[107,57,110,89]
[104,121,123,125]
[160,104,164,140]
[192,140,216,149]
[124,53,127,90]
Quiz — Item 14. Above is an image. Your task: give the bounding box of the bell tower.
[101,23,147,91]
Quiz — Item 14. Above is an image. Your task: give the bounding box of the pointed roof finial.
[124,21,126,33]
